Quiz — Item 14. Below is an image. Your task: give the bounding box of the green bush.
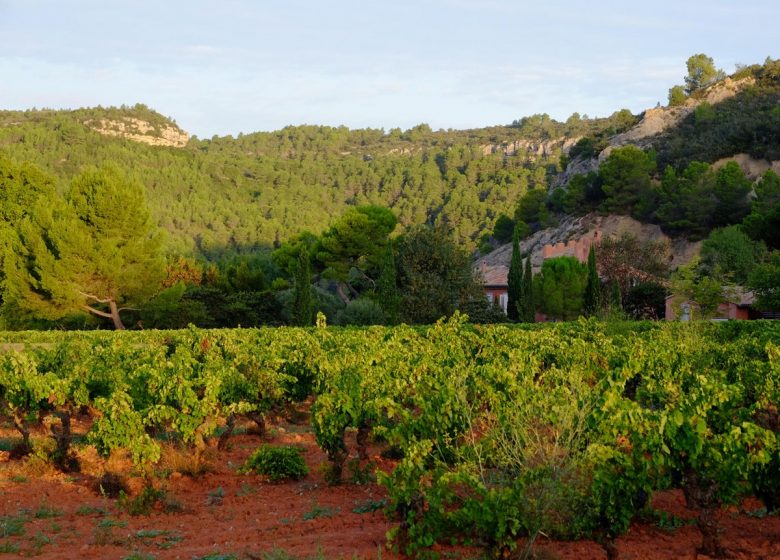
[241,445,309,482]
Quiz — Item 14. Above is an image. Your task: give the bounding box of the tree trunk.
[356,423,371,461]
[217,414,236,451]
[109,300,126,330]
[12,412,32,457]
[336,283,350,305]
[51,409,79,472]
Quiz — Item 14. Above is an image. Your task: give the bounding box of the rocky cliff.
[84,117,189,147]
[475,213,700,278]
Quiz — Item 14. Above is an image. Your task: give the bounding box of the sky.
[1,0,778,138]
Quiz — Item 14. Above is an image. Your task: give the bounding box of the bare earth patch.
[1,417,778,560]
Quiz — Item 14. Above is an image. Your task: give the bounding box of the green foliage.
[2,164,165,329]
[535,257,587,320]
[668,85,688,106]
[241,445,309,482]
[519,253,535,322]
[506,227,523,321]
[291,248,313,326]
[491,214,515,243]
[583,245,601,316]
[700,226,765,284]
[118,486,167,516]
[375,242,400,324]
[748,251,780,310]
[743,170,780,250]
[395,225,483,324]
[598,145,656,216]
[684,53,724,94]
[333,298,386,326]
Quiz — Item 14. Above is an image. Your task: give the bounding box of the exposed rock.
[84,117,189,147]
[712,153,780,180]
[474,213,700,280]
[480,136,580,158]
[604,77,755,157]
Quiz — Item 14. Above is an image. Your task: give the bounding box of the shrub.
[240,445,308,482]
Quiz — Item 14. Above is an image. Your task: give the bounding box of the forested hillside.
[0,105,637,257]
[1,56,779,330]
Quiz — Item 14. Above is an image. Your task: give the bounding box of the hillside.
[0,59,778,264]
[0,104,637,258]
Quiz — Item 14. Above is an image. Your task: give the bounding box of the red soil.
[1,418,778,560]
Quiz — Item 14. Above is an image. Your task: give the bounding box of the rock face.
[712,153,780,180]
[606,76,755,153]
[480,137,580,158]
[84,117,189,147]
[474,213,700,279]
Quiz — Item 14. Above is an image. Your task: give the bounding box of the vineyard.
[1,317,779,559]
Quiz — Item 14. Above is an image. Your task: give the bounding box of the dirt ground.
[1,416,778,560]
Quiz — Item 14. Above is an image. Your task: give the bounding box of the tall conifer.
[292,247,313,326]
[521,255,534,322]
[584,245,601,316]
[507,226,523,321]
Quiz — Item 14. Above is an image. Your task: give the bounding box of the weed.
[352,498,387,514]
[0,513,28,538]
[98,518,128,529]
[76,505,109,516]
[34,503,64,519]
[653,510,694,532]
[122,552,157,560]
[133,528,183,549]
[10,475,28,483]
[207,486,225,506]
[119,486,166,516]
[48,521,62,533]
[236,482,257,497]
[0,541,20,553]
[302,503,339,521]
[347,459,376,485]
[94,518,128,546]
[194,554,240,560]
[240,445,309,482]
[31,531,51,553]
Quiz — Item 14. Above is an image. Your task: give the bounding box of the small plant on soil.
[206,486,225,506]
[0,541,20,553]
[122,552,157,560]
[0,513,28,537]
[93,518,128,546]
[347,458,376,485]
[34,502,63,518]
[302,503,340,520]
[352,498,387,514]
[118,486,167,516]
[240,445,308,482]
[76,505,109,516]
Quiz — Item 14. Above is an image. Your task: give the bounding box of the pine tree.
[2,164,165,329]
[507,227,523,321]
[584,245,601,316]
[376,242,400,324]
[520,255,535,322]
[291,247,313,326]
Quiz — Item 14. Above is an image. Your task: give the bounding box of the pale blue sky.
[1,1,777,138]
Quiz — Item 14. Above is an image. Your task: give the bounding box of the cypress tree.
[376,242,400,325]
[291,247,313,326]
[520,255,535,322]
[584,245,601,316]
[507,227,523,321]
